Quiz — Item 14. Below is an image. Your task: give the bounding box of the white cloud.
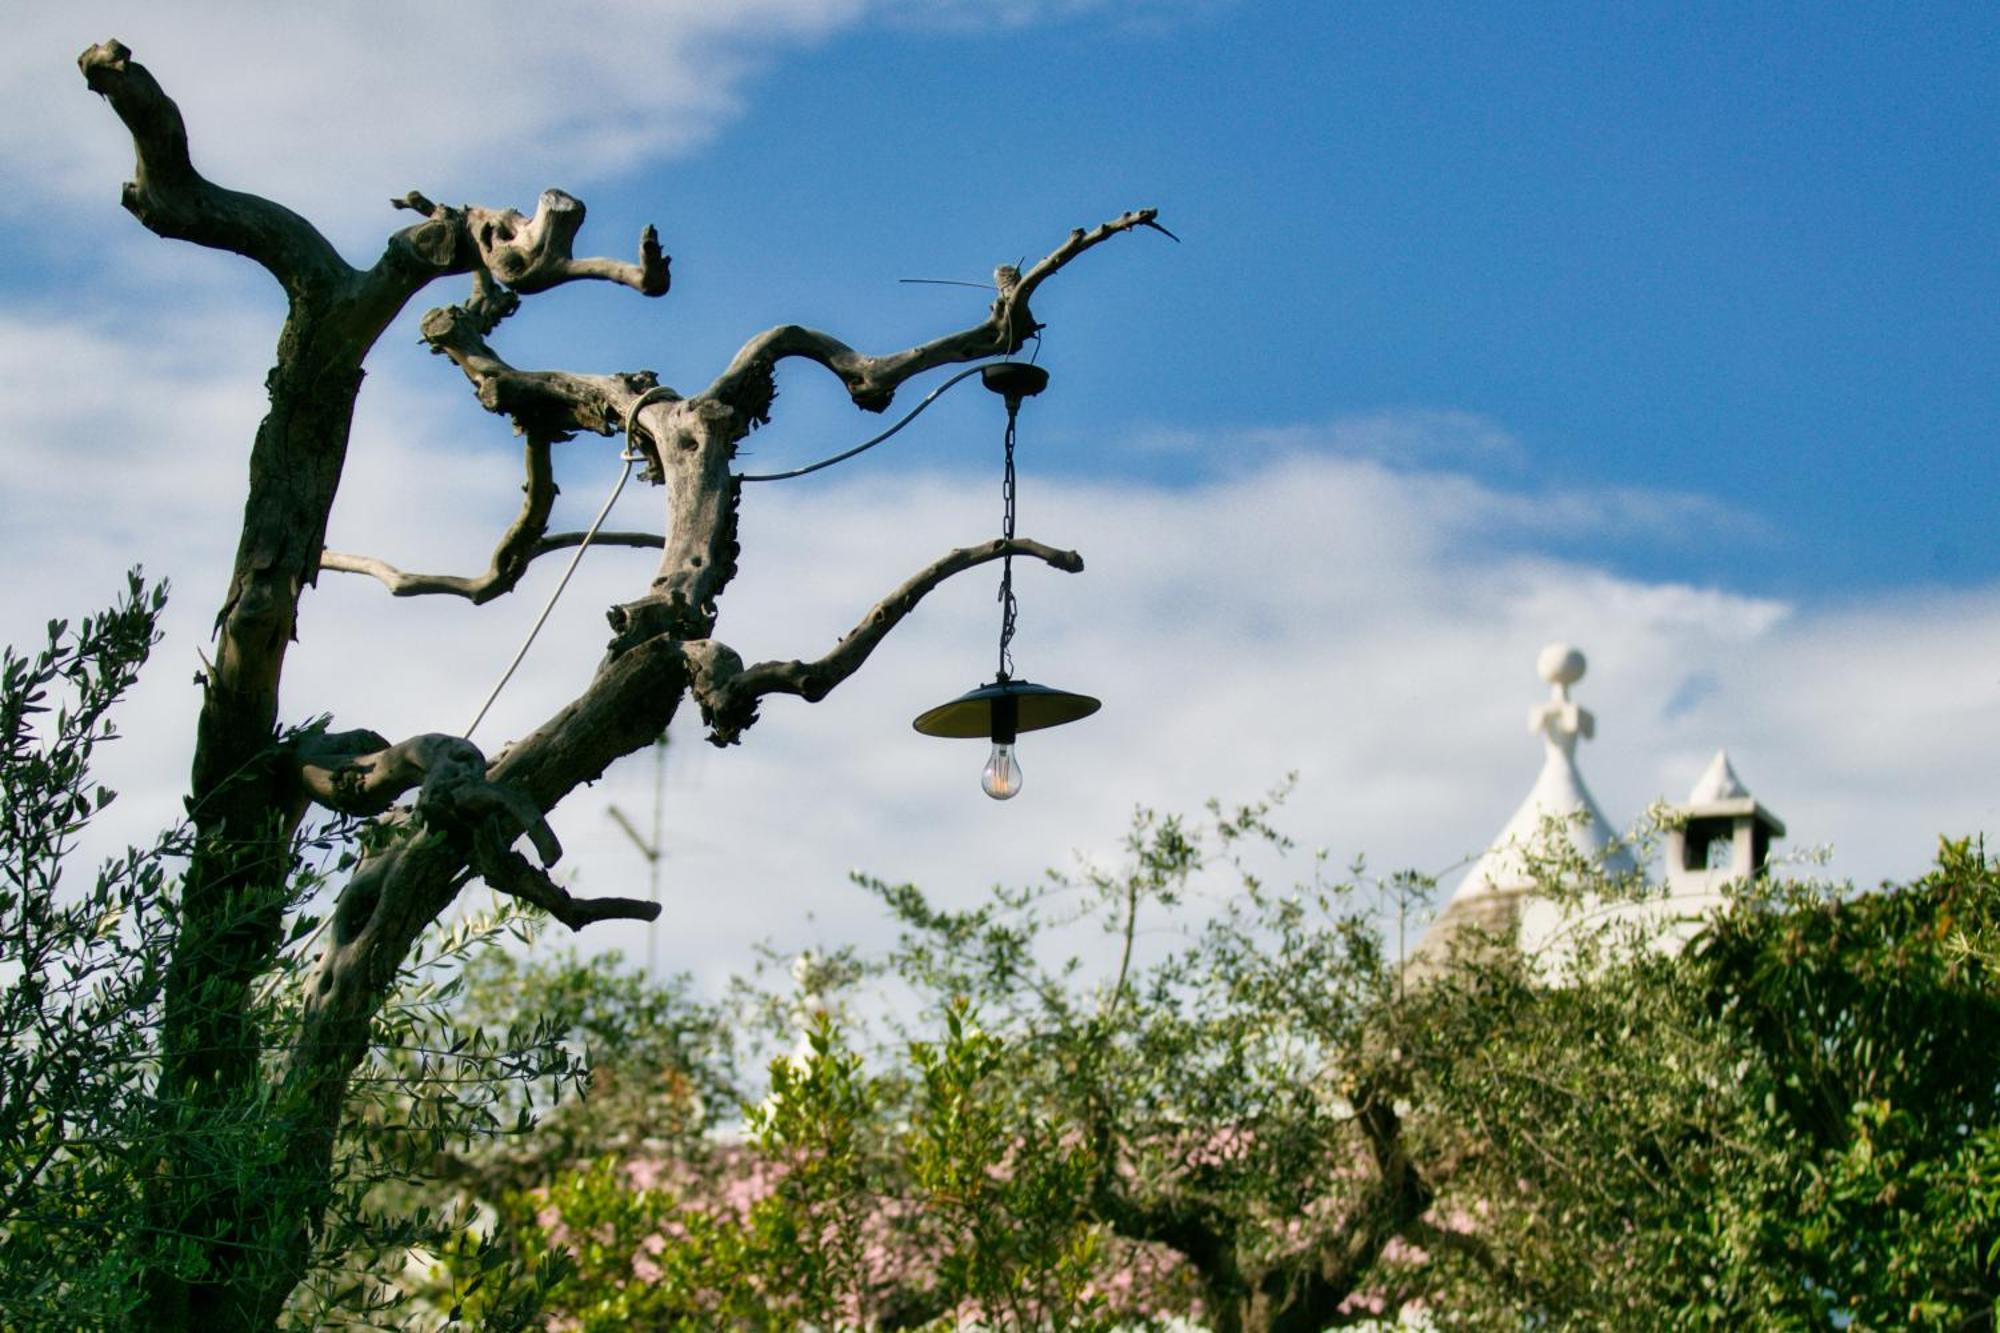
[528,449,1989,991]
[3,3,1986,1008]
[6,1,867,254]
[1135,410,1530,473]
[872,0,1231,34]
[3,294,1991,995]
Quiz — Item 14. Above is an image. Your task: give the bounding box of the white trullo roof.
[1431,643,1635,941]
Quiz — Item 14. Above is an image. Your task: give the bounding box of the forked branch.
[317,433,662,603]
[79,43,671,329]
[391,189,668,303]
[290,728,559,866]
[705,208,1166,414]
[418,299,666,444]
[319,533,664,601]
[472,826,661,930]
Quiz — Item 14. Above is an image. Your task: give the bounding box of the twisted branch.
[471,825,660,931]
[689,537,1083,744]
[418,299,667,446]
[318,532,665,600]
[290,728,560,865]
[317,432,662,603]
[78,40,348,295]
[704,208,1166,414]
[392,189,668,299]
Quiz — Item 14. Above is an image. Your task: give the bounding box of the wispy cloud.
[1131,410,1527,472]
[872,0,1232,34]
[7,2,868,252]
[3,292,1985,992]
[1122,415,1773,560]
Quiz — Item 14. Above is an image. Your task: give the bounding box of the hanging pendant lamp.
[912,362,1100,800]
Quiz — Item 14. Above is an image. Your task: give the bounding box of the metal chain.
[997,398,1020,680]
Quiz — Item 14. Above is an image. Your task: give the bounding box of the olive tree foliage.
[70,38,1162,1329]
[0,579,597,1329]
[417,948,743,1203]
[0,590,567,1329]
[423,791,1439,1332]
[1,578,183,1325]
[842,796,1430,1333]
[430,809,2000,1331]
[1402,839,2000,1329]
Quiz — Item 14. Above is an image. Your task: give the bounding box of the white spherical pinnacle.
[1537,642,1586,687]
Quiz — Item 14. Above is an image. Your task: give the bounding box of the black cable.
[735,363,992,483]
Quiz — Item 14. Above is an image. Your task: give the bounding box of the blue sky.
[4,3,1996,982]
[705,2,1998,597]
[764,12,1977,528]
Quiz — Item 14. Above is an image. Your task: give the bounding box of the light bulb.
[981,743,1022,800]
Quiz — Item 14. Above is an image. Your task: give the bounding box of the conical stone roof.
[1409,643,1633,976]
[1688,749,1750,803]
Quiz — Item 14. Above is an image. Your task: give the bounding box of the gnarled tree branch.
[418,298,667,447]
[318,532,665,601]
[691,537,1084,744]
[78,40,350,297]
[470,825,661,931]
[289,728,560,866]
[392,189,668,299]
[704,208,1165,414]
[316,431,663,603]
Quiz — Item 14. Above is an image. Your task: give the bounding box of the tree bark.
[82,37,1159,1329]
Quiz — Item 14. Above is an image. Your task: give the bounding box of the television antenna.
[607,732,668,974]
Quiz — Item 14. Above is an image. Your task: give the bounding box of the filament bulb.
[981,743,1022,801]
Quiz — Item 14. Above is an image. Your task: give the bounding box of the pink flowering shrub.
[477,1007,1176,1330]
[424,794,1431,1330]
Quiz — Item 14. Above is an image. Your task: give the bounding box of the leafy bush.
[436,806,2000,1331]
[1405,839,2000,1329]
[1,573,180,1323]
[0,579,618,1327]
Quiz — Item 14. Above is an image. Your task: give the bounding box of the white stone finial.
[1529,643,1594,757]
[1537,642,1586,696]
[1411,637,1634,978]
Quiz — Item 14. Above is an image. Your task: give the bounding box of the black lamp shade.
[981,361,1050,402]
[911,678,1101,742]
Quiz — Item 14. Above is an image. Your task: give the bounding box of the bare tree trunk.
[151,338,369,1327]
[1088,1078,1432,1333]
[79,38,1160,1328]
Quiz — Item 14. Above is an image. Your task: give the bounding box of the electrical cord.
[735,362,993,483]
[463,386,676,740]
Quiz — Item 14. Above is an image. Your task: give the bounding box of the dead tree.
[78,38,1161,1329]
